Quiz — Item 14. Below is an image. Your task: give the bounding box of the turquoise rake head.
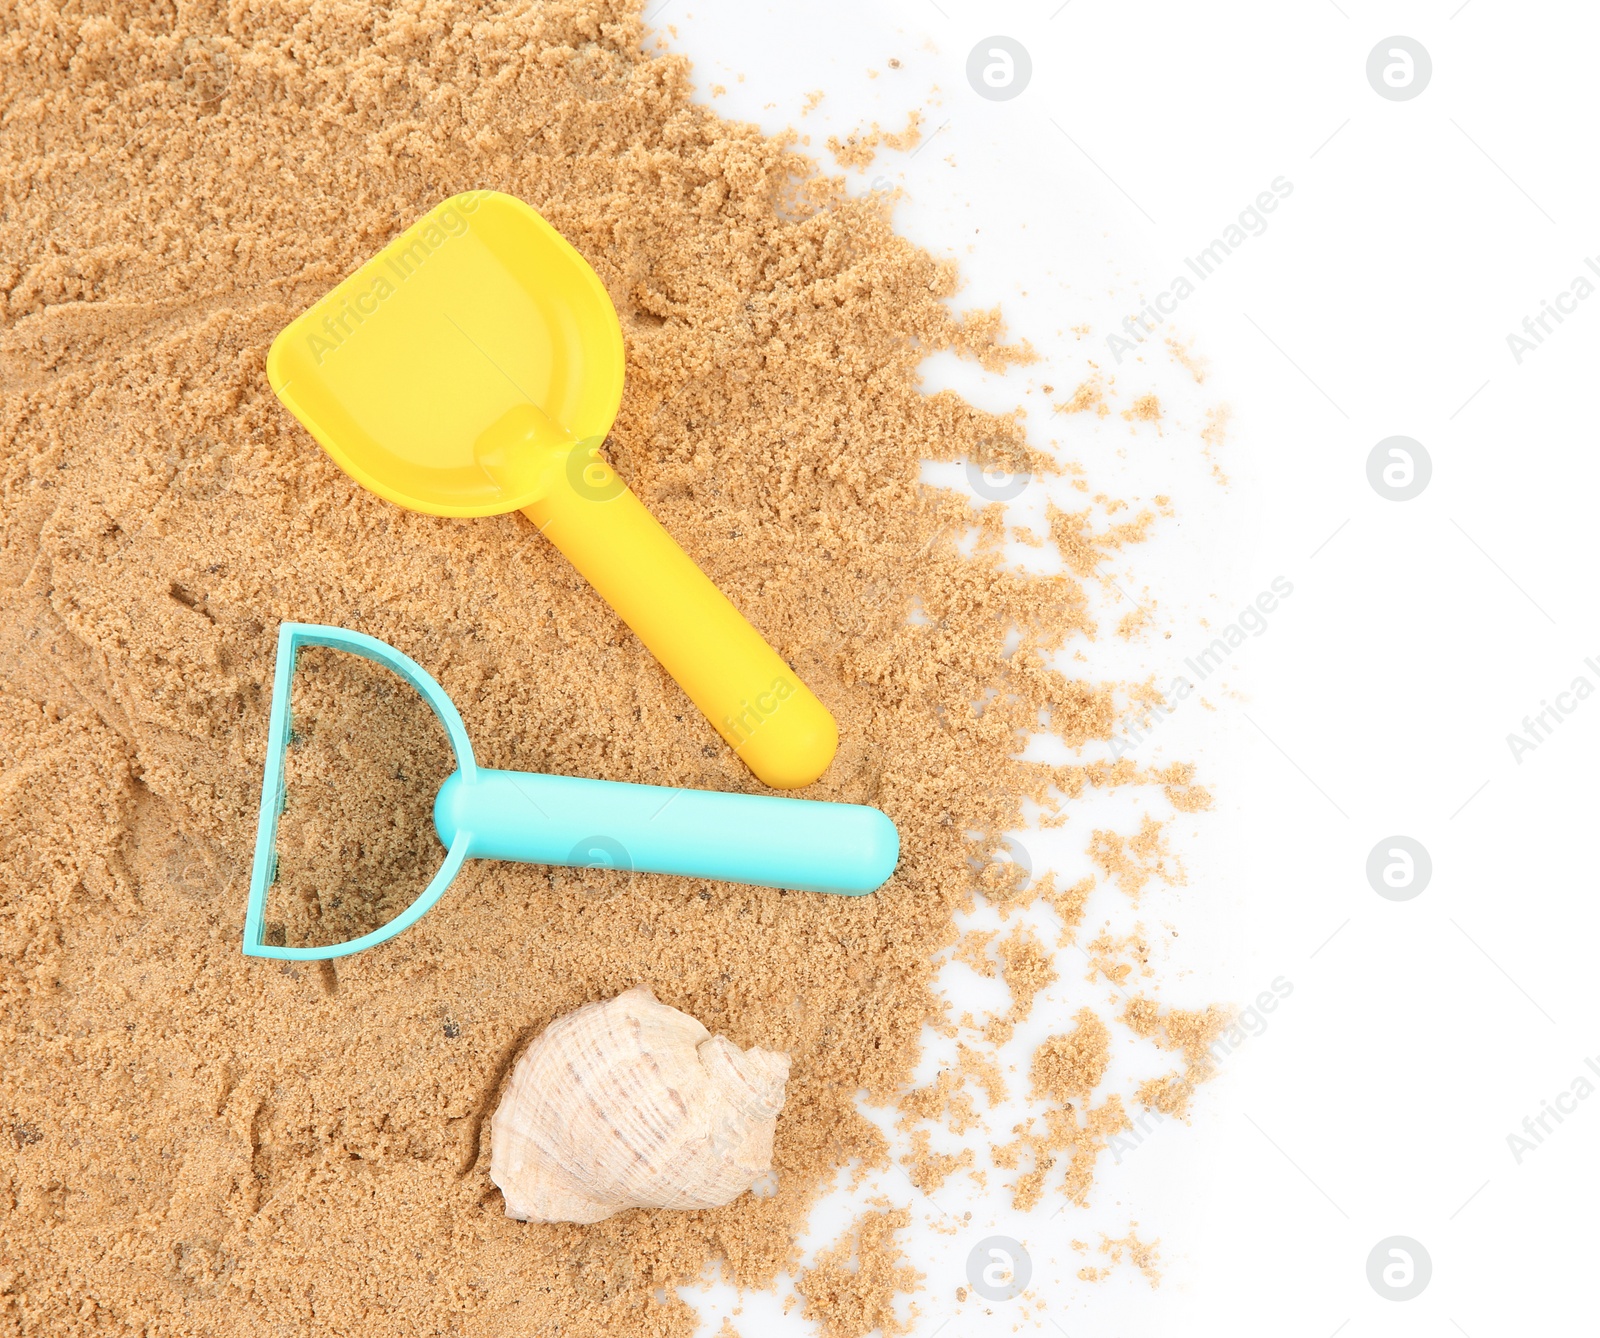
[244,622,478,960]
[244,623,899,962]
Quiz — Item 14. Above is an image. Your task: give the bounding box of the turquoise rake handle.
[244,623,897,961]
[434,770,897,893]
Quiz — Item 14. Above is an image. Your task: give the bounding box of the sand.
[0,2,1218,1334]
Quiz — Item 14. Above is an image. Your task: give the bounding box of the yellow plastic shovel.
[266,191,837,789]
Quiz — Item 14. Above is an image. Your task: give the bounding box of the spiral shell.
[489,985,791,1223]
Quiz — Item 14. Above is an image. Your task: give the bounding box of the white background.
[653,2,1599,1333]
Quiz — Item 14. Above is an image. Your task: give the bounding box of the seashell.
[489,984,791,1224]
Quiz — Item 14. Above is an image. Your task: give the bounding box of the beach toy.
[243,624,898,961]
[266,191,836,790]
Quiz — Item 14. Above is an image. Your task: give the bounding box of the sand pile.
[0,2,1216,1334]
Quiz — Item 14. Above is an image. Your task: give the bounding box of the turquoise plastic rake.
[243,623,899,960]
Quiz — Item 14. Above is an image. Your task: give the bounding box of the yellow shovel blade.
[266,191,625,517]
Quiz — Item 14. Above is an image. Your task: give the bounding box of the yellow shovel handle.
[523,445,838,789]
